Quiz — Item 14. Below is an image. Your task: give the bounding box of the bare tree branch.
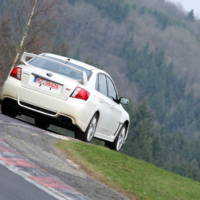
[10,0,38,71]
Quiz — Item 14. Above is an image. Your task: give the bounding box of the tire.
[105,125,127,151]
[35,118,49,130]
[1,99,18,118]
[75,114,98,142]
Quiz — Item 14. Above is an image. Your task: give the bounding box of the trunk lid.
[20,64,78,100]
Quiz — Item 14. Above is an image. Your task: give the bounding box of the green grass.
[56,140,200,200]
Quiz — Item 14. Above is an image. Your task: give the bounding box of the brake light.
[71,87,90,101]
[10,67,22,80]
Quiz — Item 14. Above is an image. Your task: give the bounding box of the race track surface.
[0,165,57,200]
[0,107,129,200]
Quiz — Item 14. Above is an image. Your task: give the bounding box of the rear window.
[29,57,92,81]
[44,55,92,79]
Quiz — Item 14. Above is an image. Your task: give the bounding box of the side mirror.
[119,97,129,105]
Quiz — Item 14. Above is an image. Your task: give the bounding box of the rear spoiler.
[21,52,87,85]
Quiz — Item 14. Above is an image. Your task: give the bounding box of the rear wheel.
[105,125,127,151]
[75,114,98,142]
[1,99,18,118]
[35,118,49,130]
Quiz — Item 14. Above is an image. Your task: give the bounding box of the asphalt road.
[0,106,129,200]
[0,165,57,200]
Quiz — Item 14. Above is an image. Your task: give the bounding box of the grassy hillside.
[57,140,200,200]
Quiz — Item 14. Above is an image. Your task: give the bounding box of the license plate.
[32,76,61,93]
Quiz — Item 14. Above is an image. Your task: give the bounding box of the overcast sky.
[167,0,200,16]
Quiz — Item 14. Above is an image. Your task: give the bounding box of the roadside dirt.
[0,109,129,200]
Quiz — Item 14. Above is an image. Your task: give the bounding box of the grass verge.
[56,140,200,200]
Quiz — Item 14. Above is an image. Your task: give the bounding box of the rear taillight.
[10,67,22,80]
[71,87,90,101]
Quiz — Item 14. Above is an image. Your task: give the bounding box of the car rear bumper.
[1,78,95,132]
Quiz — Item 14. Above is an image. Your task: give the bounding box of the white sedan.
[0,52,130,151]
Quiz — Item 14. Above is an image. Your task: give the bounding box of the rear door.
[105,76,122,135]
[96,73,122,136]
[95,74,111,135]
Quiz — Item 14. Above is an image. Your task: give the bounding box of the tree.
[0,18,16,84]
[187,9,195,21]
[10,0,38,71]
[10,0,57,72]
[123,102,161,163]
[0,0,59,82]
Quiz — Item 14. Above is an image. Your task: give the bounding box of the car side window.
[107,77,117,100]
[97,74,108,96]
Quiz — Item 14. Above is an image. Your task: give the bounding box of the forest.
[1,0,200,181]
